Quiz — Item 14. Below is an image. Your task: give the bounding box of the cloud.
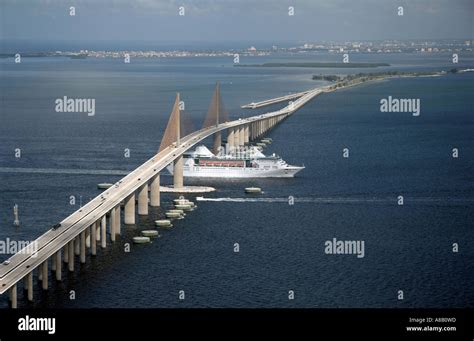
[1,0,472,42]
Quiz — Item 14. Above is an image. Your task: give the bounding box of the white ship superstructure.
[167,145,304,178]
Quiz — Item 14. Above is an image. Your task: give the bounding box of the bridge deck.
[241,90,312,109]
[0,86,323,295]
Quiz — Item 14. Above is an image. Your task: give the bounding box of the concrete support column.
[80,231,86,264]
[124,193,136,225]
[101,216,107,248]
[55,251,62,281]
[115,205,121,235]
[235,127,240,146]
[64,243,69,263]
[234,127,240,146]
[38,263,43,281]
[138,184,149,216]
[9,284,17,309]
[96,219,101,241]
[68,240,74,272]
[85,227,91,248]
[74,236,80,256]
[42,260,48,290]
[110,207,116,242]
[173,156,184,189]
[244,125,249,144]
[228,128,235,148]
[52,252,57,272]
[213,131,222,155]
[150,174,160,207]
[239,126,245,146]
[26,272,33,301]
[91,222,97,256]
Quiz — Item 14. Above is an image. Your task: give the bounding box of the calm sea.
[0,51,473,308]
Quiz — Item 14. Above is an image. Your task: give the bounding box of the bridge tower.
[159,93,184,189]
[202,82,229,154]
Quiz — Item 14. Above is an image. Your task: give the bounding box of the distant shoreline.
[235,62,390,68]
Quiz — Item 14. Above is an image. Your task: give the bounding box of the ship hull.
[167,165,303,178]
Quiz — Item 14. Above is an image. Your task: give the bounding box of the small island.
[311,68,471,92]
[235,62,390,68]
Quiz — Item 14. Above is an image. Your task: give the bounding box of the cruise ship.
[167,145,304,178]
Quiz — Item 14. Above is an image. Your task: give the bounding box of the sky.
[1,0,473,45]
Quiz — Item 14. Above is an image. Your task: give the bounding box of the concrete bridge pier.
[138,184,148,216]
[100,216,107,248]
[228,128,235,150]
[110,207,116,242]
[74,236,80,256]
[52,251,57,272]
[239,126,245,147]
[26,272,33,301]
[85,228,91,249]
[91,222,97,256]
[9,284,17,309]
[174,156,184,189]
[55,251,62,281]
[150,174,160,207]
[124,193,136,225]
[233,127,240,147]
[244,125,249,145]
[38,262,43,281]
[115,205,121,235]
[64,243,69,264]
[80,230,86,264]
[41,260,48,290]
[68,240,74,272]
[213,131,222,154]
[96,218,101,242]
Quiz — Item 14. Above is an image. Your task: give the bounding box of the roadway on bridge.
[0,87,322,295]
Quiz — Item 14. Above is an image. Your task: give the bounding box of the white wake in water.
[196,196,473,204]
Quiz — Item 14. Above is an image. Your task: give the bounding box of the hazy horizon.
[1,0,472,44]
